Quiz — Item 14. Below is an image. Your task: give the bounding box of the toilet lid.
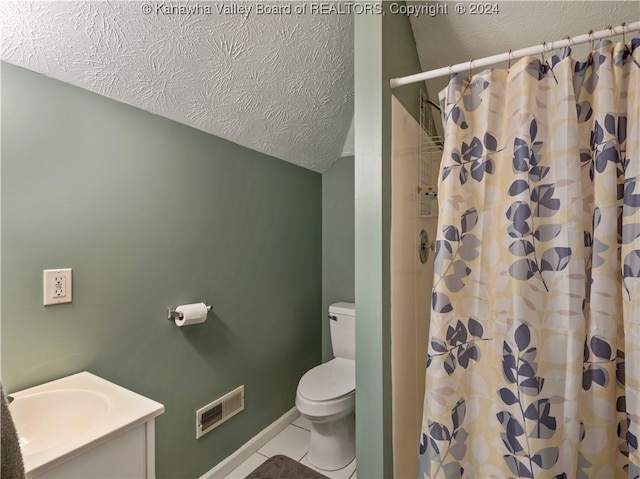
[298,358,355,401]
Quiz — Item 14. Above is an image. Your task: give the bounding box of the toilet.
[295,302,355,471]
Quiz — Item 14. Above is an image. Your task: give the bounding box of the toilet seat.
[297,358,355,402]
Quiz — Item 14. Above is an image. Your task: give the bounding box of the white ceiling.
[409,1,639,109]
[1,2,637,172]
[0,1,353,173]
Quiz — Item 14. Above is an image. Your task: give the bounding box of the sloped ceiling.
[0,1,354,173]
[2,2,637,173]
[409,1,639,109]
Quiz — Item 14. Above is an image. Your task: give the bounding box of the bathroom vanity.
[8,372,165,478]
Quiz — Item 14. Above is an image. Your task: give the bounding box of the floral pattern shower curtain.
[418,39,640,478]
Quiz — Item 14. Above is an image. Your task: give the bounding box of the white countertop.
[9,371,165,477]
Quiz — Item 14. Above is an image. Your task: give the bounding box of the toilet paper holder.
[167,302,212,321]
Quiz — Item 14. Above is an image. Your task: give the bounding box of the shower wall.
[391,95,437,478]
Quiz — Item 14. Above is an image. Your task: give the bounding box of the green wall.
[321,156,355,361]
[354,3,423,477]
[1,62,322,479]
[382,5,424,124]
[355,11,389,478]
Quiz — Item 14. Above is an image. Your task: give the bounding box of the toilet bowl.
[295,303,356,471]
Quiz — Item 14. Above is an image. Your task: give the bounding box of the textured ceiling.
[409,1,640,111]
[0,1,354,173]
[3,2,637,173]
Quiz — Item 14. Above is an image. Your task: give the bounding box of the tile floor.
[225,415,356,479]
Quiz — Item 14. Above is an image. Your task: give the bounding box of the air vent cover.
[196,385,245,439]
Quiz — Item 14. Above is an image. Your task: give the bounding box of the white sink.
[10,389,111,456]
[8,372,164,477]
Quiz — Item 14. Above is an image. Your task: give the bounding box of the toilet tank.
[329,302,356,360]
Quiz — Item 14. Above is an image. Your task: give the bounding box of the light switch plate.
[43,268,72,305]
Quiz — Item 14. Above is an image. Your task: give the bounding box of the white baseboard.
[199,407,300,479]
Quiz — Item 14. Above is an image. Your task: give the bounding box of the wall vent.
[196,385,245,439]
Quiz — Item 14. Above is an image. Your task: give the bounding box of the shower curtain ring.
[565,35,573,47]
[541,41,546,64]
[508,49,513,69]
[564,35,573,57]
[621,22,626,45]
[588,29,594,58]
[468,59,473,81]
[607,25,613,40]
[449,64,453,77]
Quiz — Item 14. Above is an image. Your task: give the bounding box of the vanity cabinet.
[33,421,155,479]
[9,372,164,479]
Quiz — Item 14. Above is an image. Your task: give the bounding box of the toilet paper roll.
[175,302,208,327]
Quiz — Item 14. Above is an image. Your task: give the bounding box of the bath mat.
[245,455,330,479]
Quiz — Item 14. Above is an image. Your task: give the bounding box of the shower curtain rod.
[390,21,640,89]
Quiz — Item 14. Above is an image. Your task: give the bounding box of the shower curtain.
[418,38,639,478]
